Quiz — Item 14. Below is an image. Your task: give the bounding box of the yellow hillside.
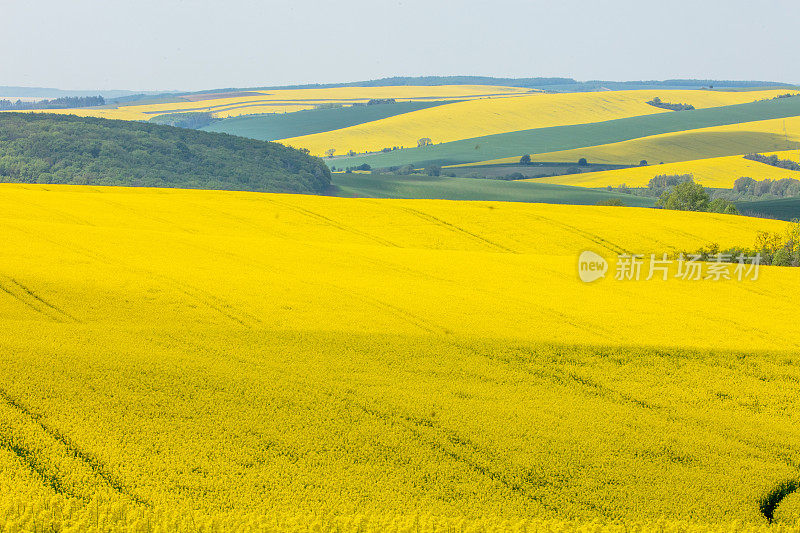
[3,184,800,530]
[0,183,794,349]
[12,85,530,121]
[532,150,800,188]
[278,89,799,155]
[465,115,800,172]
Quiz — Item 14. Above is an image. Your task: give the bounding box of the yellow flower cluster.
[0,499,799,533]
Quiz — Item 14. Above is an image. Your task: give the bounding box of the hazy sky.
[2,0,799,91]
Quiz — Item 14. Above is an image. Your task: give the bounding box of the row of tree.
[646,97,695,111]
[732,176,800,198]
[0,95,105,110]
[743,152,800,171]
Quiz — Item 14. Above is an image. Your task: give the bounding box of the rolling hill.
[15,85,530,121]
[527,150,800,188]
[330,172,655,205]
[1,184,799,530]
[201,100,454,141]
[0,113,331,193]
[277,89,800,157]
[736,196,800,220]
[503,117,800,169]
[327,96,800,169]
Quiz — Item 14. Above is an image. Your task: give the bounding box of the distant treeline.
[761,93,800,102]
[744,153,800,171]
[608,171,800,201]
[149,112,219,129]
[220,77,795,92]
[0,96,105,110]
[646,97,695,111]
[732,176,800,198]
[0,113,330,193]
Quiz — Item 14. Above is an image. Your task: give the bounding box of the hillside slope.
[0,113,331,193]
[529,150,800,188]
[17,85,530,121]
[279,89,799,156]
[1,184,799,530]
[201,100,453,141]
[330,172,656,205]
[326,97,800,169]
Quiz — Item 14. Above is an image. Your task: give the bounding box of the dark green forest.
[0,113,331,193]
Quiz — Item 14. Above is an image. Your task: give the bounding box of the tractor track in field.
[394,205,518,253]
[0,387,151,506]
[318,388,575,517]
[0,276,81,323]
[5,223,261,328]
[523,212,631,255]
[264,198,400,248]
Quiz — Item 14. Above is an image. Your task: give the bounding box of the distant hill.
[0,86,168,100]
[188,77,796,94]
[0,113,331,193]
[201,100,454,140]
[5,78,796,105]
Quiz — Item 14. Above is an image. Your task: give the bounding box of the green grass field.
[736,197,800,220]
[328,97,800,169]
[202,101,454,141]
[330,172,655,206]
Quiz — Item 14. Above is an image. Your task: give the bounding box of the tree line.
[0,95,105,110]
[646,97,695,111]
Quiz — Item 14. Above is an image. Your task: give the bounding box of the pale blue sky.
[2,0,798,91]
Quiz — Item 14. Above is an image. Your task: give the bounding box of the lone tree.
[656,181,711,211]
[417,137,433,148]
[425,164,442,177]
[578,157,588,166]
[325,148,336,158]
[520,154,531,165]
[640,160,648,166]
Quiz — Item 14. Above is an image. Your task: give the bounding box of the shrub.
[656,182,710,211]
[425,164,442,177]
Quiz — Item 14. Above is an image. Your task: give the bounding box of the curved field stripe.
[15,85,530,121]
[280,89,799,156]
[331,173,655,206]
[513,121,800,169]
[327,97,800,169]
[529,150,800,188]
[202,101,455,141]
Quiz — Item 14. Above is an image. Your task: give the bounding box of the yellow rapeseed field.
[1,184,800,531]
[278,89,798,156]
[10,85,530,122]
[529,150,800,188]
[468,115,800,171]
